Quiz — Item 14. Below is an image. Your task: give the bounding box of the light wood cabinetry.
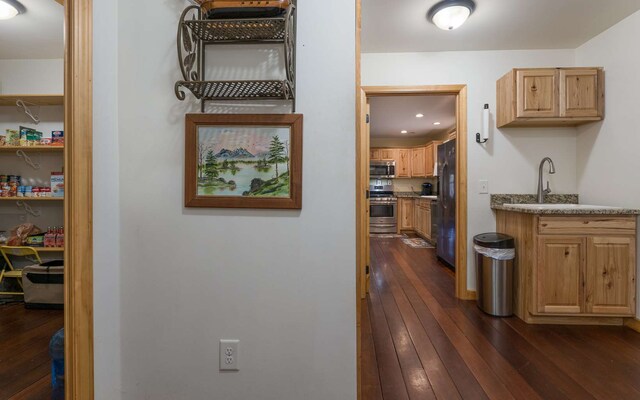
[396,149,411,178]
[497,67,604,128]
[536,236,584,314]
[414,199,431,240]
[370,148,381,161]
[379,148,396,160]
[398,198,414,231]
[497,211,637,325]
[411,147,426,177]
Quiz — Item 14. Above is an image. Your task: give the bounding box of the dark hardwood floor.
[362,237,640,400]
[0,303,63,400]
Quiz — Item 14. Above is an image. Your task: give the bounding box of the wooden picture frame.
[185,114,303,209]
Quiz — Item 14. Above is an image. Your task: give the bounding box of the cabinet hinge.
[366,114,370,124]
[366,265,370,274]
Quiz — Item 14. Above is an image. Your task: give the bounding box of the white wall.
[93,0,122,397]
[92,0,356,399]
[0,59,63,94]
[575,10,640,318]
[363,50,578,289]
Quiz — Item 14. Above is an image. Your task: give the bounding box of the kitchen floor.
[363,237,640,400]
[0,303,63,399]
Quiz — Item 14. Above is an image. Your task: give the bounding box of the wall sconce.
[476,103,489,143]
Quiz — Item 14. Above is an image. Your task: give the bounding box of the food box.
[52,131,64,146]
[51,173,64,198]
[5,129,19,146]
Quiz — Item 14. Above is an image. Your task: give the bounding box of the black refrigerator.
[437,140,456,269]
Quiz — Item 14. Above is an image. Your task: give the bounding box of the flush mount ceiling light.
[416,113,424,118]
[433,122,441,125]
[0,0,26,20]
[401,130,408,134]
[427,0,476,31]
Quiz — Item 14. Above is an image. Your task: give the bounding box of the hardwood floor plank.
[9,375,52,400]
[367,262,411,400]
[373,242,462,400]
[386,245,516,399]
[361,298,384,400]
[370,243,436,400]
[363,238,640,400]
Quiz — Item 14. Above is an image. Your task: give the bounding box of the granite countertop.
[395,192,438,201]
[491,194,640,215]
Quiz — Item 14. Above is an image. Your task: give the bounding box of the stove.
[370,183,397,234]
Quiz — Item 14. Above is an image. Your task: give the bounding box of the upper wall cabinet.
[497,68,604,128]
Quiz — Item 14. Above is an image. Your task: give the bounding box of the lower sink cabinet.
[497,211,637,324]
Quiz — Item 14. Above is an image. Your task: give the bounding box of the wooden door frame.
[64,0,94,398]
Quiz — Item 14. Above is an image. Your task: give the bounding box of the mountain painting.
[196,125,291,198]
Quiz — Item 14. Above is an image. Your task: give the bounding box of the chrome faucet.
[537,157,556,203]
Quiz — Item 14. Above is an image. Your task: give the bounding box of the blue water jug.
[49,328,65,399]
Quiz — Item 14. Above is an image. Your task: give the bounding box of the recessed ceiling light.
[427,0,476,31]
[0,0,25,20]
[433,122,441,126]
[416,113,424,118]
[401,130,408,134]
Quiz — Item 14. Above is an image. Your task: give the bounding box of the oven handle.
[370,201,397,205]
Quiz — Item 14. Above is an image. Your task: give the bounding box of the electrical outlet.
[479,180,489,194]
[220,339,239,371]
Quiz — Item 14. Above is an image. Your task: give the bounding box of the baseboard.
[624,317,640,333]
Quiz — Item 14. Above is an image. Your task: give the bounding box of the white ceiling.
[369,95,456,138]
[362,0,640,53]
[0,0,64,59]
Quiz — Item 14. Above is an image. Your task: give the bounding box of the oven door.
[369,200,397,231]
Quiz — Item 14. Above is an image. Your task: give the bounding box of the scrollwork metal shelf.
[175,4,297,112]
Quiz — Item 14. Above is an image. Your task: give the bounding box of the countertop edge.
[492,205,640,215]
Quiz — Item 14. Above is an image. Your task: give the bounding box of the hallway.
[362,237,640,400]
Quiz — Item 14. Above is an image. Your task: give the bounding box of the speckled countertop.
[491,194,640,215]
[395,192,438,200]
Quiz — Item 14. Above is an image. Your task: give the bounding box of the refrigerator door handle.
[441,162,448,209]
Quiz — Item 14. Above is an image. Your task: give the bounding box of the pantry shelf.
[0,197,64,201]
[0,94,64,107]
[34,247,64,252]
[0,146,64,152]
[185,16,287,43]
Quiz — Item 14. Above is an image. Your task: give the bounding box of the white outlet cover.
[220,339,239,371]
[479,180,489,194]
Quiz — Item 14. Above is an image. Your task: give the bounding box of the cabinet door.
[536,236,584,314]
[516,69,559,118]
[414,204,423,235]
[585,236,636,315]
[560,69,601,118]
[399,199,414,230]
[411,147,426,177]
[397,149,411,178]
[370,149,381,161]
[424,144,434,177]
[422,202,431,240]
[380,148,397,161]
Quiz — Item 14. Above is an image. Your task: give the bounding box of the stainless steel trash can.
[474,233,515,316]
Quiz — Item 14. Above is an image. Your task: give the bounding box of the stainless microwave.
[370,161,395,178]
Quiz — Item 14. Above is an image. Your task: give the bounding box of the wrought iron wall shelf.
[175,3,297,112]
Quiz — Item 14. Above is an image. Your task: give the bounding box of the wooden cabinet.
[424,142,441,177]
[370,148,381,161]
[379,148,396,160]
[536,236,584,314]
[560,69,602,118]
[585,236,636,315]
[397,149,411,178]
[398,198,414,231]
[497,67,604,128]
[414,199,431,240]
[497,211,636,324]
[411,147,426,177]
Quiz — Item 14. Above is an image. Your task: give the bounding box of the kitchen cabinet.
[414,199,431,240]
[497,211,637,324]
[398,198,414,231]
[424,142,441,177]
[411,147,426,177]
[370,149,381,161]
[497,67,604,128]
[397,149,412,178]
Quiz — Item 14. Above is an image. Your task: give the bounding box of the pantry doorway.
[64,0,94,398]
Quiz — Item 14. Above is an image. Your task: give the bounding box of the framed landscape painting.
[185,114,303,209]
